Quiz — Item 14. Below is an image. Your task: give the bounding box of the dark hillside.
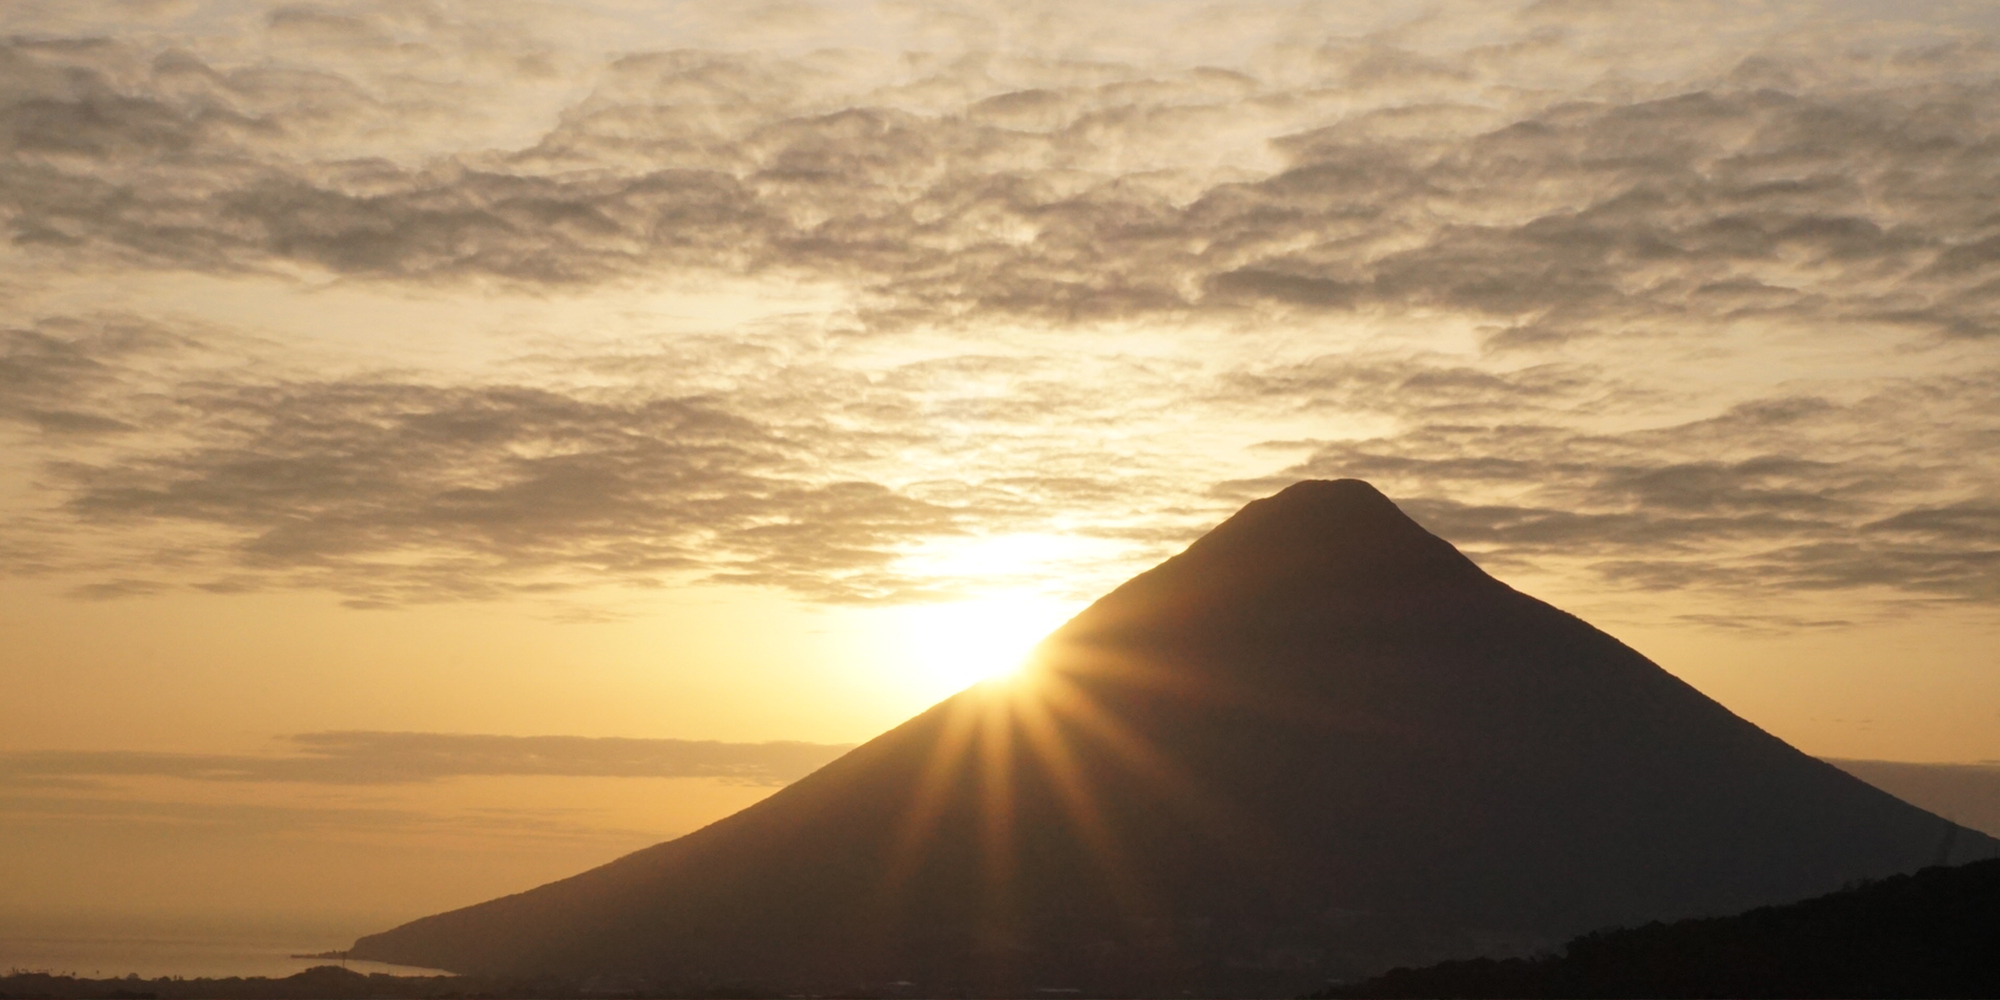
[1316,857,2000,999]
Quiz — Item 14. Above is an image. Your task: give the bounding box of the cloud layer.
[0,731,855,787]
[4,0,2000,623]
[9,11,2000,341]
[1234,372,2000,603]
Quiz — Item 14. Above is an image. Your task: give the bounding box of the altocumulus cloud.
[1225,371,2000,602]
[3,0,2000,623]
[2,313,1204,606]
[9,10,2000,340]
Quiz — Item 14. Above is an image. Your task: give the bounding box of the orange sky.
[3,0,1999,946]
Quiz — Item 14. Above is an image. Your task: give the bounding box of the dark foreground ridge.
[0,966,764,1000]
[349,480,1999,997]
[0,967,439,1000]
[12,863,1996,1000]
[1314,857,2000,999]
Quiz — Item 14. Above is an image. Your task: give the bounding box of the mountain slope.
[350,480,1997,996]
[1315,857,2000,999]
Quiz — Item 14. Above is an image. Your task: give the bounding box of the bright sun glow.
[894,532,1117,580]
[882,532,1117,695]
[898,593,1081,692]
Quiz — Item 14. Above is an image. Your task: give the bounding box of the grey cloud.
[8,7,2000,616]
[0,790,668,843]
[1248,372,2000,603]
[1672,613,1854,633]
[1195,82,2000,342]
[1217,355,1606,419]
[49,372,976,605]
[0,323,151,434]
[9,21,2000,346]
[0,731,857,787]
[1867,503,2000,541]
[3,317,1208,608]
[65,577,169,599]
[265,6,381,41]
[17,304,1995,612]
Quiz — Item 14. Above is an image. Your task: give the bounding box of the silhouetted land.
[1313,857,2000,999]
[0,965,786,1000]
[15,860,2000,1000]
[10,861,1998,999]
[349,481,1997,997]
[0,967,438,1000]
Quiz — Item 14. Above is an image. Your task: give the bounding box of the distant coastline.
[0,966,455,1000]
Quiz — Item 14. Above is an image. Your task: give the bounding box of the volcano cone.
[350,480,1997,996]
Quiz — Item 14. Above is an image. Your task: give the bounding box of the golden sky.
[3,0,1999,940]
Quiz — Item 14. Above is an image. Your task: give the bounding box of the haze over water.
[0,911,445,979]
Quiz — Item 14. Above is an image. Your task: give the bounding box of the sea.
[0,912,450,980]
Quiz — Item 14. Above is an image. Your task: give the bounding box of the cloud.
[0,731,856,787]
[1230,369,2000,605]
[9,306,2000,613]
[4,1,2000,620]
[0,321,158,435]
[0,787,676,846]
[0,790,448,834]
[65,577,169,599]
[10,299,2000,619]
[5,13,2000,346]
[38,356,979,604]
[1,313,1215,606]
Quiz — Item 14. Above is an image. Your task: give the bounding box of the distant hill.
[349,480,1999,998]
[0,966,415,1000]
[1314,857,2000,998]
[1830,759,2000,839]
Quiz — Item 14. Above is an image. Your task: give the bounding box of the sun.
[883,532,1114,696]
[898,593,1079,692]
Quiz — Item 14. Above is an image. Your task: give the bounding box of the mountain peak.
[1049,480,1491,659]
[1221,478,1428,541]
[1268,477,1399,509]
[1152,479,1485,597]
[1206,478,1443,546]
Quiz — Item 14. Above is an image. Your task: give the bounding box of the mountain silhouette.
[348,480,1998,996]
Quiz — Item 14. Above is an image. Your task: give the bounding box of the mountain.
[348,480,1998,997]
[1313,857,2000,998]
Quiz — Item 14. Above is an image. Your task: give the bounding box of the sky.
[4,0,2000,947]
